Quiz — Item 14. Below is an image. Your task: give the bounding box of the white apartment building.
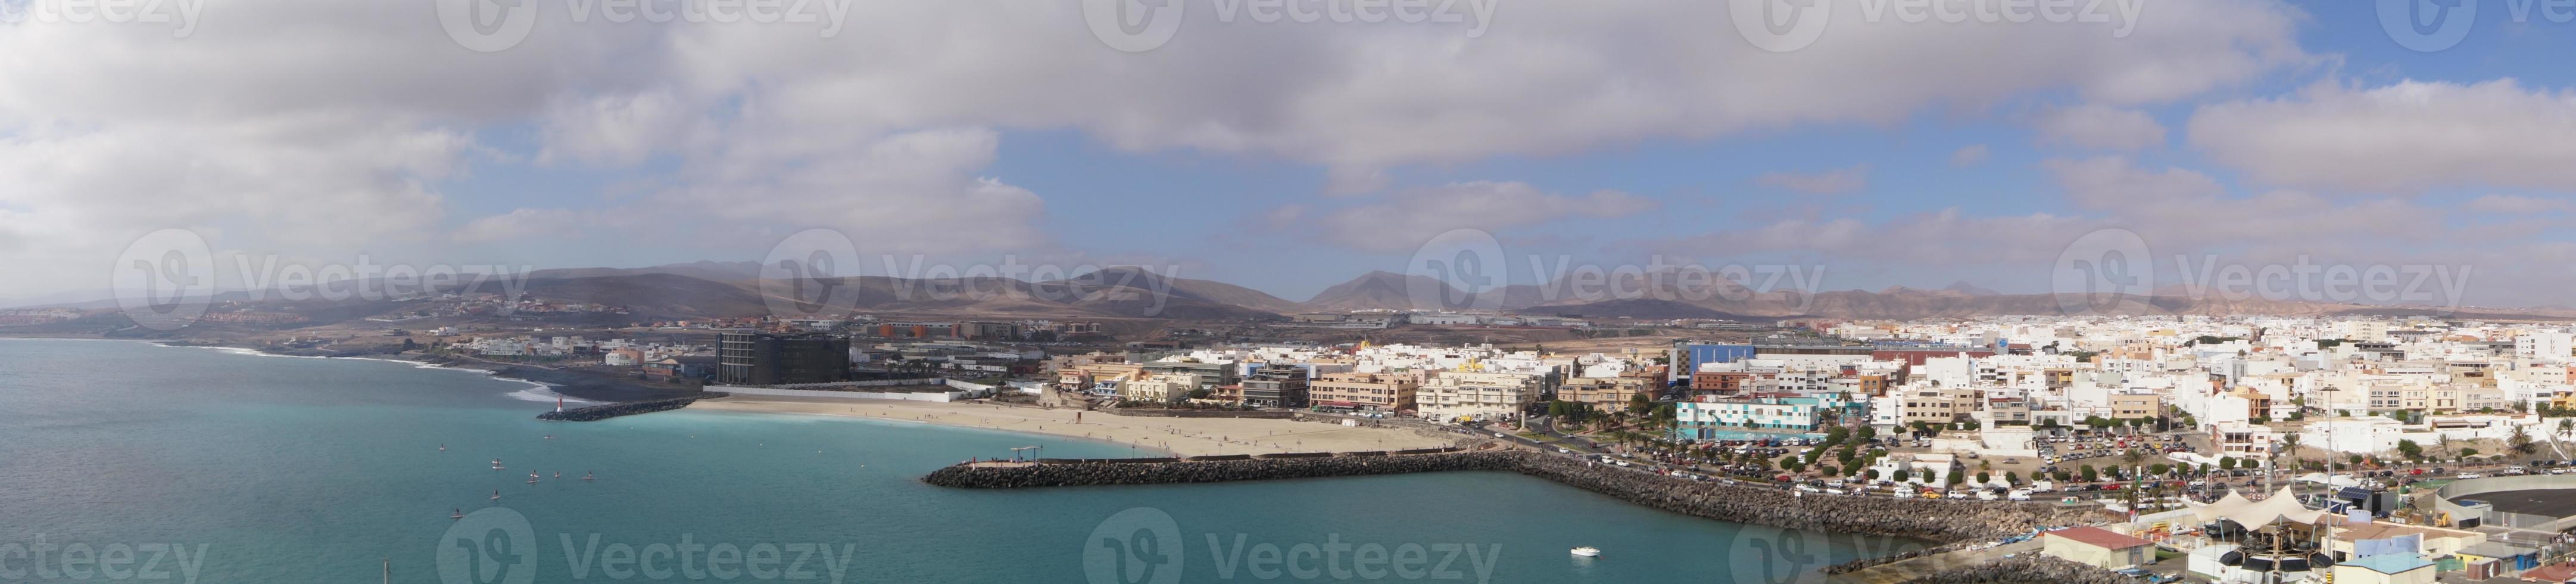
[1417,371,1544,423]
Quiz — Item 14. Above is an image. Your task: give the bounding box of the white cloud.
[1314,182,1655,253]
[2465,194,2572,214]
[2189,79,2576,192]
[1756,164,1871,195]
[2035,105,2167,151]
[1951,144,1992,167]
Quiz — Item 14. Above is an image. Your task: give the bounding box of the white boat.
[451,508,464,520]
[491,459,503,470]
[582,471,595,481]
[490,490,500,501]
[1570,546,1601,557]
[526,472,540,484]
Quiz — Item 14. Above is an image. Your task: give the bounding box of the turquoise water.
[0,339,1908,583]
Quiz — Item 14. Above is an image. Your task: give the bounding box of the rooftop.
[2045,526,2153,550]
[2341,554,2432,575]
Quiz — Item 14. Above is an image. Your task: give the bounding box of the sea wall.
[923,451,2107,542]
[1893,555,2131,584]
[537,394,721,421]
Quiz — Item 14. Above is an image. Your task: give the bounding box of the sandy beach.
[687,396,1457,457]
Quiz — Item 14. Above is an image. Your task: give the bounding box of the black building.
[718,332,852,386]
[1240,364,1310,409]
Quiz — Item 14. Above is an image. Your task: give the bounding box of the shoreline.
[688,396,1457,458]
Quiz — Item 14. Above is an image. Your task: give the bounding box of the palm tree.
[2281,433,2303,465]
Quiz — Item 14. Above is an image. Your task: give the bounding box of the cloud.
[1951,144,1992,167]
[2189,79,2576,192]
[1313,182,1655,252]
[2463,194,2572,214]
[1756,164,1871,195]
[2035,105,2167,151]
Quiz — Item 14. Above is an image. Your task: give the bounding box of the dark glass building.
[718,332,852,386]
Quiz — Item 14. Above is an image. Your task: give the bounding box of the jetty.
[537,393,726,421]
[923,449,2109,543]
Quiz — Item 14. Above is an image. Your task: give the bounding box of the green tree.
[2510,424,2537,456]
[1892,469,1911,483]
[2397,439,2424,462]
[2081,465,2099,482]
[1975,471,1991,484]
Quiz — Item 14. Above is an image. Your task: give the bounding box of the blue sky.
[10,0,2576,307]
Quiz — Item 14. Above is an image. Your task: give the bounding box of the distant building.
[1240,364,1311,409]
[718,332,852,386]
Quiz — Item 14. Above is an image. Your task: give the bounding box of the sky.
[7,0,2576,309]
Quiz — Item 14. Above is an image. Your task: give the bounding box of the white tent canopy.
[2184,486,2326,526]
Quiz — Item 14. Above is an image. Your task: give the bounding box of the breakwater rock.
[537,393,724,421]
[924,451,2107,543]
[1895,555,2130,584]
[925,451,1526,489]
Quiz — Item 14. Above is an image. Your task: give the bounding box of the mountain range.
[13,262,2555,324]
[478,263,2548,322]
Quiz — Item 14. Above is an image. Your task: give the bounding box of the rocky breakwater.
[537,393,725,421]
[1510,455,2105,542]
[1894,555,2130,584]
[925,451,2110,543]
[924,451,1521,489]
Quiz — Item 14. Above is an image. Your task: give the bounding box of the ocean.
[0,338,1906,583]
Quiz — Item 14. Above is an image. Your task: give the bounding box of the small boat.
[1570,546,1601,557]
[582,471,595,481]
[553,471,561,479]
[451,508,464,520]
[491,459,504,470]
[526,471,539,484]
[490,490,500,501]
[439,444,446,452]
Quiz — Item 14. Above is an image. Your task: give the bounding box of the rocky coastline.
[1893,555,2133,584]
[924,450,2109,543]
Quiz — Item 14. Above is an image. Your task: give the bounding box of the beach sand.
[687,396,1456,457]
